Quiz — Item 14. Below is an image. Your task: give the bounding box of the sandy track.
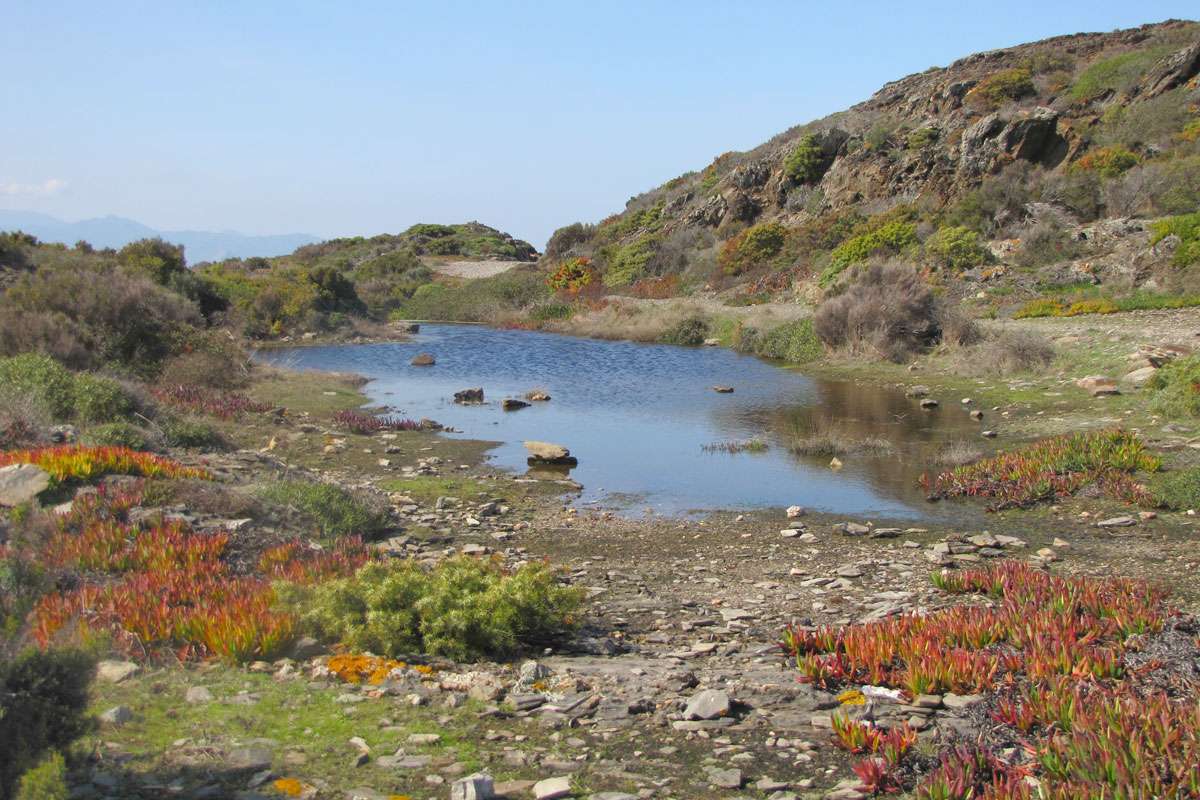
[432,259,529,279]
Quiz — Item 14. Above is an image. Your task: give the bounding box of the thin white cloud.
[0,178,68,197]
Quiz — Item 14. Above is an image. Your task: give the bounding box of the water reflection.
[258,325,984,518]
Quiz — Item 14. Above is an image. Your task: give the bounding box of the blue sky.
[2,1,1196,247]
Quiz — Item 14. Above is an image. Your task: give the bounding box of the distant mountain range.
[0,211,319,263]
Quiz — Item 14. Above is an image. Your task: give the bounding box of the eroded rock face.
[960,108,1064,175]
[1144,41,1200,97]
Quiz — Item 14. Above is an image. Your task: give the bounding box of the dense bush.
[14,750,69,800]
[1073,145,1140,178]
[0,648,94,799]
[275,557,582,661]
[814,263,955,362]
[966,68,1035,108]
[755,319,822,364]
[822,221,918,286]
[161,416,223,449]
[1152,465,1200,511]
[84,422,156,451]
[924,226,991,271]
[718,223,787,276]
[601,234,660,287]
[397,269,549,321]
[1070,46,1175,102]
[257,480,389,538]
[1150,211,1200,267]
[783,135,824,184]
[544,223,596,260]
[1147,355,1200,417]
[0,355,135,424]
[658,316,710,346]
[0,268,201,373]
[941,164,1036,235]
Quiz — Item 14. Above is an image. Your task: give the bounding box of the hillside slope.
[544,20,1200,308]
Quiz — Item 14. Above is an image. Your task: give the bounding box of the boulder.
[1144,41,1200,97]
[450,773,495,800]
[96,660,140,683]
[410,353,436,366]
[1123,366,1158,387]
[0,464,50,506]
[526,391,551,402]
[502,399,530,411]
[454,388,484,404]
[533,777,573,800]
[524,441,576,466]
[712,385,734,393]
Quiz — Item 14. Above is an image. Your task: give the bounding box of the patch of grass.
[966,67,1035,109]
[247,369,367,415]
[1070,46,1176,101]
[1150,211,1200,268]
[274,557,583,661]
[378,476,496,504]
[922,428,1159,510]
[257,480,389,538]
[701,439,769,454]
[1013,290,1200,318]
[1147,355,1200,418]
[790,422,893,457]
[1151,465,1200,510]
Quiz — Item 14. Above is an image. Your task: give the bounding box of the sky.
[2,1,1196,248]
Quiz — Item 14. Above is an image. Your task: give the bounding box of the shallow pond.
[260,324,988,518]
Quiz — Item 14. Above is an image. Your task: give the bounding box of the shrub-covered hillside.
[544,20,1200,308]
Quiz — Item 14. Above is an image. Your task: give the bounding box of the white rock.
[533,776,573,800]
[0,463,50,506]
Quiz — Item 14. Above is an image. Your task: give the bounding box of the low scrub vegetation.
[784,560,1191,797]
[1146,355,1200,417]
[783,135,825,184]
[0,354,136,424]
[790,423,893,457]
[1070,45,1177,102]
[922,429,1159,510]
[1151,465,1200,511]
[330,410,422,434]
[256,480,390,539]
[0,445,208,493]
[274,557,583,661]
[658,315,710,346]
[1014,289,1200,318]
[1151,211,1200,267]
[815,264,973,363]
[718,222,787,276]
[966,67,1035,108]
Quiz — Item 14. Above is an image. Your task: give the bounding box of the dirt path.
[431,259,529,279]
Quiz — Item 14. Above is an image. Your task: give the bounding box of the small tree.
[784,135,825,184]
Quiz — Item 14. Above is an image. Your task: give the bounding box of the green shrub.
[783,135,824,184]
[528,302,574,322]
[161,416,222,450]
[1147,355,1200,418]
[1151,212,1200,268]
[0,355,75,420]
[1073,145,1140,178]
[275,557,583,661]
[659,316,710,346]
[0,648,94,799]
[71,374,134,424]
[755,319,822,364]
[905,127,939,150]
[257,480,388,538]
[924,226,991,271]
[718,222,787,275]
[1152,466,1200,510]
[967,68,1035,108]
[602,235,660,287]
[1070,46,1175,102]
[84,422,155,450]
[823,221,919,286]
[15,751,68,800]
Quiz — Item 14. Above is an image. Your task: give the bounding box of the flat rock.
[0,463,51,506]
[942,693,983,711]
[684,688,731,720]
[410,353,436,366]
[226,747,273,772]
[450,773,495,800]
[524,441,571,461]
[1097,515,1136,528]
[1076,375,1120,396]
[533,776,573,800]
[96,660,140,683]
[99,705,133,726]
[707,768,743,789]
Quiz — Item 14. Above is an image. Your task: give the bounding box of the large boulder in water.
[524,441,576,465]
[411,353,436,366]
[454,387,484,404]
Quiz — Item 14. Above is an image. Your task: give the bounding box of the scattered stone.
[527,391,551,402]
[712,385,734,393]
[684,689,731,720]
[290,636,325,660]
[450,773,495,800]
[708,768,743,789]
[99,705,133,726]
[410,353,436,366]
[905,385,930,398]
[970,409,984,421]
[185,686,214,704]
[0,464,51,506]
[942,693,983,711]
[829,457,843,470]
[226,746,274,772]
[502,398,530,411]
[786,505,805,518]
[407,733,441,745]
[982,430,998,438]
[96,660,140,683]
[533,776,573,800]
[1097,515,1136,528]
[454,388,484,404]
[920,398,939,410]
[524,441,575,464]
[836,564,864,578]
[1076,375,1120,397]
[835,522,871,536]
[1124,366,1158,387]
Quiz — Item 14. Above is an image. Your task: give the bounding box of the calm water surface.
[259,325,984,518]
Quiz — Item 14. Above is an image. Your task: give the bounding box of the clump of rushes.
[151,384,273,418]
[331,410,422,434]
[700,439,769,454]
[783,561,1197,797]
[0,445,210,488]
[921,429,1159,510]
[29,484,363,662]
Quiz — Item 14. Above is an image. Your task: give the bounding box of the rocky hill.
[545,20,1200,306]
